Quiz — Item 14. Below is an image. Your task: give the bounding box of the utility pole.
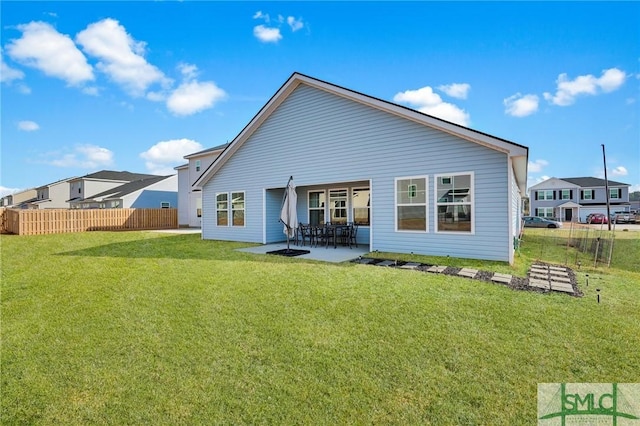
[602,144,611,231]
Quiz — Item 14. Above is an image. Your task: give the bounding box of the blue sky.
[2,1,639,197]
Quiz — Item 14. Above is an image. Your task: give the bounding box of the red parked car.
[587,213,608,224]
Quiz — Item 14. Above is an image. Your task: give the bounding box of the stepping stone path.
[352,258,578,296]
[527,263,575,294]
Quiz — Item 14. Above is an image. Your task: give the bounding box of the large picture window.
[436,173,473,233]
[352,187,370,226]
[396,176,427,231]
[216,193,228,226]
[231,192,245,226]
[308,191,325,226]
[329,189,348,224]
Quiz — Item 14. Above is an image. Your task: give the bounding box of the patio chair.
[323,222,337,248]
[348,223,359,248]
[298,223,313,246]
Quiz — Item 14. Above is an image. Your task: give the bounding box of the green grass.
[1,230,639,424]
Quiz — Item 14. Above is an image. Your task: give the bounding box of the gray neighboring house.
[29,177,77,209]
[528,177,631,222]
[67,170,167,209]
[175,144,228,227]
[194,73,529,264]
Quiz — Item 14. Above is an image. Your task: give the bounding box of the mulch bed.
[352,258,580,297]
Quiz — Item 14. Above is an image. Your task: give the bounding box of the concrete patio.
[237,242,370,263]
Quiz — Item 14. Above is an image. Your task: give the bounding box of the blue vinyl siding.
[203,84,513,261]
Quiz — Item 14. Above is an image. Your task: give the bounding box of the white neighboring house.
[75,175,177,209]
[29,177,77,209]
[175,144,228,227]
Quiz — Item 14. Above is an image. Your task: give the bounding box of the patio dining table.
[322,223,352,249]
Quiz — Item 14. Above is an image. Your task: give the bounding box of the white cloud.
[76,18,169,97]
[528,159,549,173]
[1,51,25,83]
[167,80,226,116]
[611,166,628,177]
[140,138,203,174]
[437,83,470,99]
[0,186,21,198]
[6,21,94,86]
[18,120,39,131]
[393,86,470,126]
[253,25,282,43]
[504,93,539,117]
[287,16,304,32]
[543,67,627,106]
[253,11,269,22]
[178,62,198,80]
[46,144,114,168]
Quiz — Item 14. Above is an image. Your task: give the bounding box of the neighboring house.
[175,144,228,227]
[68,170,164,209]
[10,188,38,209]
[528,177,631,222]
[28,177,77,209]
[72,175,177,209]
[194,73,529,264]
[0,195,13,207]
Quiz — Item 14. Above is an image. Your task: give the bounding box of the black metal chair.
[323,222,336,248]
[348,224,359,248]
[298,223,313,246]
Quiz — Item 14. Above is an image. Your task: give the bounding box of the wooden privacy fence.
[1,208,177,235]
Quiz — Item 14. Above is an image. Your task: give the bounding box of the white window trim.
[351,186,371,227]
[582,189,594,200]
[307,190,326,225]
[215,192,229,227]
[230,191,246,227]
[195,159,201,172]
[395,175,429,233]
[328,187,349,224]
[561,189,571,200]
[609,188,620,199]
[434,171,475,234]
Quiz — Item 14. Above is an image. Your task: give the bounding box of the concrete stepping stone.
[530,272,549,280]
[529,278,550,290]
[550,276,572,284]
[377,260,395,267]
[357,258,376,264]
[492,273,512,284]
[549,266,567,271]
[550,283,574,293]
[458,268,478,278]
[399,262,421,269]
[426,265,447,273]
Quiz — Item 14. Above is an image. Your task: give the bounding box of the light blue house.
[195,73,528,264]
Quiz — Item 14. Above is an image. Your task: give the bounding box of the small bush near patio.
[1,230,638,424]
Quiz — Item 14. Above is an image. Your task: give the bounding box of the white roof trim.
[194,73,528,191]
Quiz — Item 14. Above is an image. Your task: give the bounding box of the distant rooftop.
[184,143,229,159]
[72,170,160,182]
[561,177,629,187]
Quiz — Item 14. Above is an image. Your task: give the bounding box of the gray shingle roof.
[74,170,160,182]
[184,143,229,158]
[88,175,172,200]
[562,177,629,187]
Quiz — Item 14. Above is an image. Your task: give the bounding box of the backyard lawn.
[1,229,638,424]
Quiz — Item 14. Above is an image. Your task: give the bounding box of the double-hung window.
[609,188,621,200]
[308,191,325,226]
[436,173,473,233]
[538,190,554,200]
[396,176,427,231]
[329,189,348,224]
[231,192,245,226]
[217,192,245,226]
[582,189,594,200]
[216,193,228,226]
[561,189,571,200]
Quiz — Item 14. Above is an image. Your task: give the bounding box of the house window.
[561,189,572,200]
[216,193,228,226]
[195,160,201,172]
[329,189,348,224]
[352,187,370,226]
[308,191,325,226]
[582,189,594,200]
[161,202,170,208]
[537,190,554,200]
[231,192,245,227]
[609,188,621,200]
[196,198,202,218]
[436,173,473,233]
[536,207,554,218]
[396,176,427,232]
